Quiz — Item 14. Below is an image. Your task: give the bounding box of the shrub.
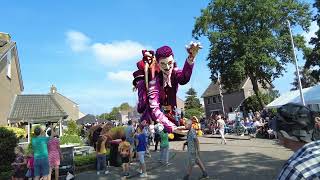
[65,120,80,136]
[0,169,12,180]
[243,92,271,112]
[185,108,203,119]
[0,127,19,174]
[74,153,96,166]
[60,134,83,145]
[1,126,26,139]
[109,126,125,138]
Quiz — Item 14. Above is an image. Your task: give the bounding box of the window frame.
[6,48,12,79]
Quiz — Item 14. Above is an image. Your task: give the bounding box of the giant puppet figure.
[133,42,201,132]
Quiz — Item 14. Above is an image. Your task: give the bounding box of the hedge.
[0,169,12,180]
[0,127,18,179]
[74,153,96,166]
[1,126,26,139]
[60,134,83,145]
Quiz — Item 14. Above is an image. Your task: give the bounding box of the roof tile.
[8,95,67,123]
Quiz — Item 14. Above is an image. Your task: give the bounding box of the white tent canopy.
[267,85,320,108]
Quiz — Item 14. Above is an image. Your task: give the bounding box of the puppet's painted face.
[159,55,174,75]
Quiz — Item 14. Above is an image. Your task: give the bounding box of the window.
[207,97,211,105]
[210,96,221,104]
[212,96,217,103]
[6,49,12,79]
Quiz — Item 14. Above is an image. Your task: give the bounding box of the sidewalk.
[203,134,251,140]
[76,150,176,180]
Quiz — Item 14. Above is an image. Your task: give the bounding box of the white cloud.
[92,40,149,65]
[107,70,133,81]
[303,21,319,47]
[66,30,91,52]
[65,30,150,65]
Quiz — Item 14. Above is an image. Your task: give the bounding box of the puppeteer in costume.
[132,42,202,132]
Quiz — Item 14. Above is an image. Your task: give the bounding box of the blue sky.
[2,0,318,115]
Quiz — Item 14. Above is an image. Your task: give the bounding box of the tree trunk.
[249,76,265,109]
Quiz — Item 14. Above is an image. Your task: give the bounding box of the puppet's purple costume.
[133,45,196,132]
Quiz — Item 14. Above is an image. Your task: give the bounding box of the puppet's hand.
[186,42,202,64]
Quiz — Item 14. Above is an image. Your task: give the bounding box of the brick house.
[0,33,24,125]
[202,78,268,118]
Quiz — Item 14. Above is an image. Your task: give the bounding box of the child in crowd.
[118,137,131,177]
[192,116,203,136]
[183,119,208,180]
[96,137,110,175]
[11,146,26,180]
[25,150,34,180]
[154,122,161,152]
[149,121,155,146]
[142,120,151,158]
[136,126,148,178]
[160,128,170,165]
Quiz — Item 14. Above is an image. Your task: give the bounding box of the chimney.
[0,32,11,42]
[0,32,11,47]
[50,85,57,94]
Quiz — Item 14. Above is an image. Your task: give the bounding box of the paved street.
[77,136,293,180]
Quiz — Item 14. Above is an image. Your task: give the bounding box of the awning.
[267,85,320,108]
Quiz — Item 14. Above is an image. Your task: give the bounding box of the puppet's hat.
[156,46,174,62]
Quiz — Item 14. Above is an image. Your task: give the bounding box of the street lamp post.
[287,20,306,106]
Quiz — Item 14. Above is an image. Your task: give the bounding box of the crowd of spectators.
[202,109,278,139]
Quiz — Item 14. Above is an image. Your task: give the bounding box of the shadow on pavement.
[148,150,286,180]
[76,149,287,180]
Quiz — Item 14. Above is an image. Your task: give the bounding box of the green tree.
[185,88,204,119]
[193,0,311,107]
[291,67,318,91]
[269,89,280,100]
[99,103,133,120]
[185,88,202,109]
[243,92,273,112]
[119,103,132,111]
[305,0,320,81]
[109,107,120,120]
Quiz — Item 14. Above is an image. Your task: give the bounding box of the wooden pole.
[59,118,63,137]
[27,122,30,144]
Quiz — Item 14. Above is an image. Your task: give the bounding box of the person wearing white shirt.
[149,121,155,146]
[217,115,227,144]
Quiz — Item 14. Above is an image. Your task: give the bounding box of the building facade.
[0,33,24,125]
[202,78,267,118]
[117,110,130,125]
[49,85,80,121]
